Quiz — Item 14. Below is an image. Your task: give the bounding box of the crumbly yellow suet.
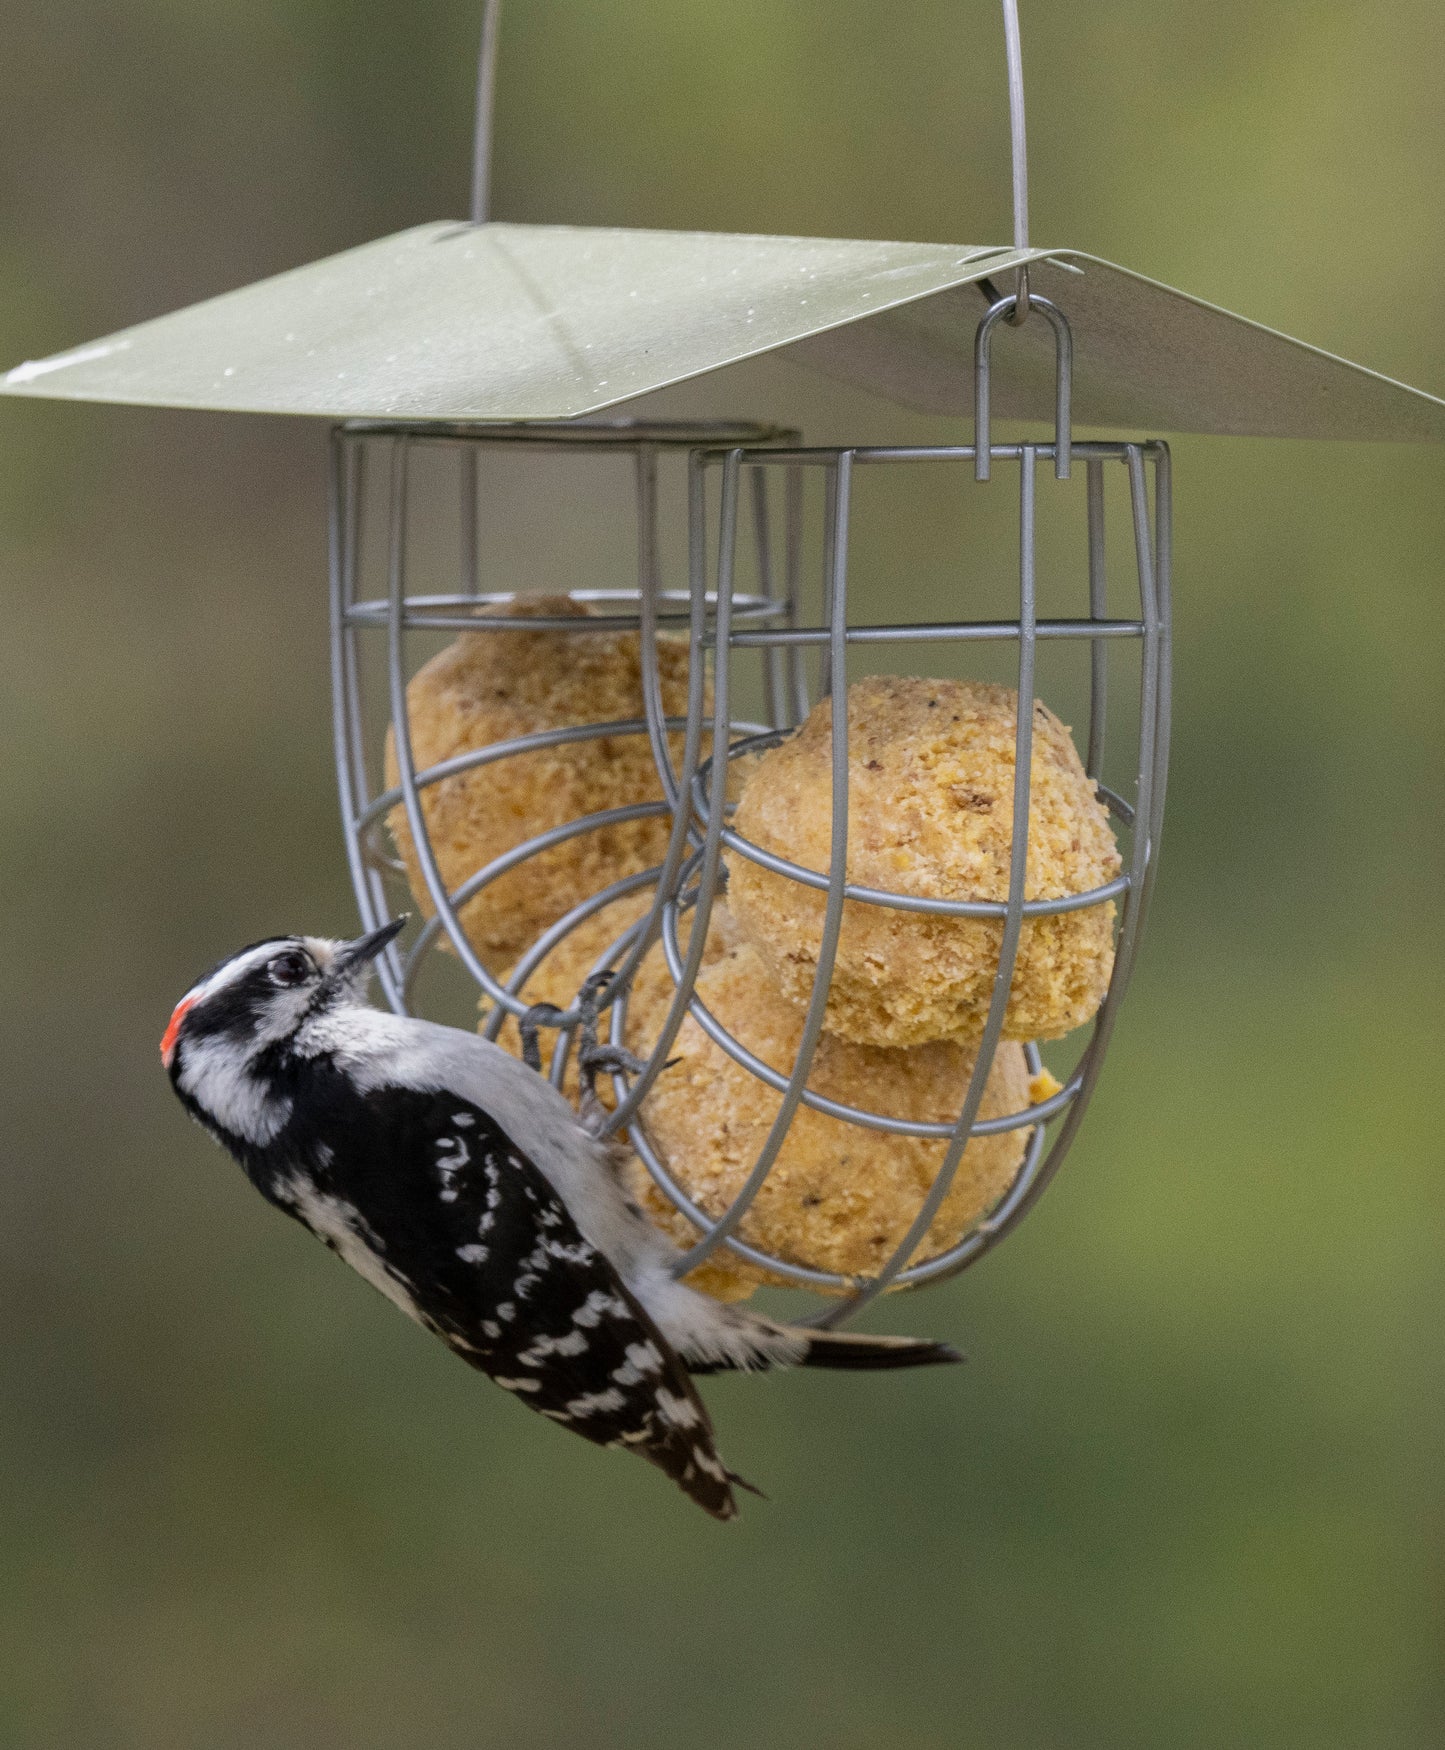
[385,596,693,974]
[484,896,1030,1299]
[634,936,1034,1292]
[727,675,1121,1047]
[1028,1067,1064,1104]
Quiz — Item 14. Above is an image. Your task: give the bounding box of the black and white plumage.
[161,922,960,1520]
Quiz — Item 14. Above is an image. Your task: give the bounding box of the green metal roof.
[4,220,1442,439]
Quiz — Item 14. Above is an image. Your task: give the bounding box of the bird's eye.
[267,950,314,988]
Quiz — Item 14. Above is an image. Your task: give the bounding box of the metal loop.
[975,292,1072,482]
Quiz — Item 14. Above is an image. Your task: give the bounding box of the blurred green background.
[2,2,1443,1745]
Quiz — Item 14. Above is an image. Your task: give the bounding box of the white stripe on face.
[183,941,294,1008]
[184,936,350,1009]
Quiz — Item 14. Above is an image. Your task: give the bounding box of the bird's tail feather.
[686,1323,961,1374]
[794,1328,963,1370]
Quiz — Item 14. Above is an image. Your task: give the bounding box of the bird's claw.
[518,1002,566,1075]
[570,969,649,1131]
[577,1042,650,1082]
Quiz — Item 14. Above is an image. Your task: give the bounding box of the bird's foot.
[518,1002,566,1075]
[578,1042,651,1082]
[569,971,650,1130]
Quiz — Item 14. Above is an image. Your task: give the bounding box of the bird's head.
[161,919,405,1143]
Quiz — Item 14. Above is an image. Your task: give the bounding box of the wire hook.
[975,293,1072,481]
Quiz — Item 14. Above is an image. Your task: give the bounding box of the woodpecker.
[161,920,960,1520]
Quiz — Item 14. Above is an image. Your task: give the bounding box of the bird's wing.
[306,1081,744,1521]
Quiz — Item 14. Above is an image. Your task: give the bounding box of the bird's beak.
[330,917,407,978]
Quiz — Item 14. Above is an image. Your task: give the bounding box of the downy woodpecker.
[161,920,960,1520]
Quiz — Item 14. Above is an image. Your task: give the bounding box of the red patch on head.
[160,995,197,1068]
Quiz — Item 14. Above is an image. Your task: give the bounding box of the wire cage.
[331,291,1172,1320]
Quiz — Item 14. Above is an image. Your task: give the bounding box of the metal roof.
[4,220,1443,439]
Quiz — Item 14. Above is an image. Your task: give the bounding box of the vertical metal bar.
[329,432,405,1012]
[817,466,839,700]
[340,438,374,812]
[385,437,502,1000]
[1139,444,1172,923]
[960,444,1163,1265]
[470,0,503,224]
[822,445,1040,1323]
[1050,305,1072,481]
[752,466,781,729]
[1085,457,1107,781]
[329,433,369,900]
[634,443,679,806]
[459,447,480,595]
[603,444,704,1011]
[784,463,808,725]
[605,452,738,1136]
[675,451,855,1273]
[974,316,994,483]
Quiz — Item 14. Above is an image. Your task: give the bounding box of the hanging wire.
[470,0,503,224]
[1000,0,1031,323]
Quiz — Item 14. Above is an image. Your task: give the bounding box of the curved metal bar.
[353,716,696,837]
[1086,457,1108,779]
[359,832,408,877]
[976,294,1073,481]
[693,441,1144,470]
[1093,782,1135,826]
[624,970,1057,1296]
[599,452,739,1137]
[397,800,670,1015]
[383,440,475,1008]
[542,905,663,1092]
[783,464,809,725]
[1140,444,1173,925]
[821,445,1043,1325]
[372,429,676,1010]
[601,449,739,1011]
[933,442,1168,1275]
[634,444,682,808]
[673,451,855,1276]
[627,1117,857,1289]
[694,720,1136,824]
[476,863,664,1042]
[750,467,782,730]
[690,735,1129,917]
[1001,0,1030,321]
[672,971,1081,1136]
[861,1114,1052,1292]
[345,588,784,633]
[718,617,1145,649]
[712,816,1129,919]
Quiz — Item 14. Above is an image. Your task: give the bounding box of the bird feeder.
[7,3,1444,1326]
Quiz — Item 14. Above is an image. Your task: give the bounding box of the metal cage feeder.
[331,323,1169,1319]
[6,1,1445,1325]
